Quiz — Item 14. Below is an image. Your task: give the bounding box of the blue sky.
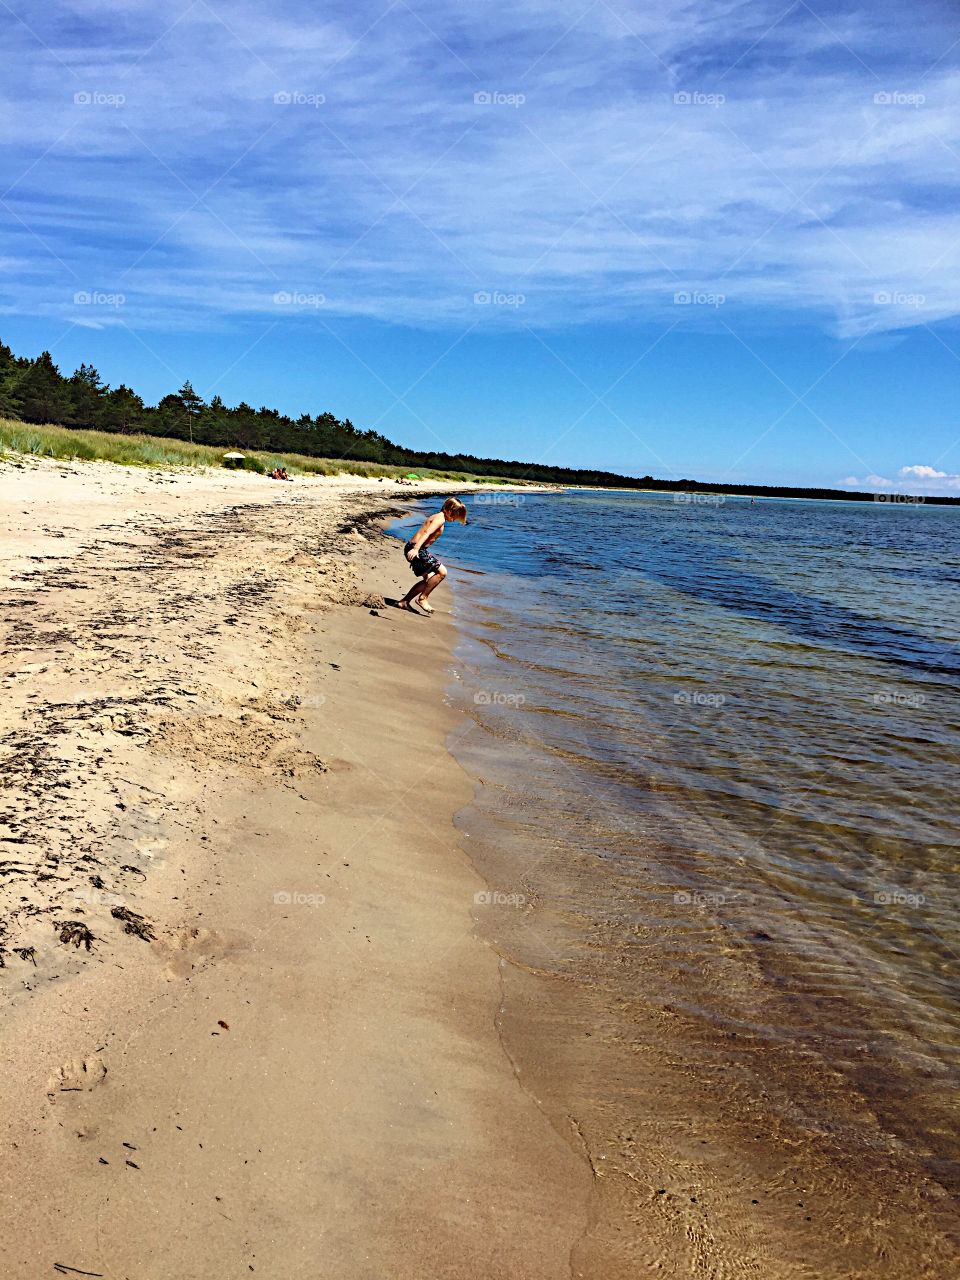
[2,0,959,491]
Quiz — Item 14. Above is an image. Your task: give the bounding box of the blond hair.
[442,497,468,524]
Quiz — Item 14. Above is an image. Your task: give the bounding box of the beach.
[3,460,957,1280]
[0,458,589,1279]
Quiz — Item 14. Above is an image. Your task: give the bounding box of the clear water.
[393,490,960,1199]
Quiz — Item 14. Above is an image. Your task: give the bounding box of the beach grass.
[0,416,516,485]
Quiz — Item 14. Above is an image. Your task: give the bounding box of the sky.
[1,0,959,491]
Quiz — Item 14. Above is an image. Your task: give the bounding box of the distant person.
[396,497,468,614]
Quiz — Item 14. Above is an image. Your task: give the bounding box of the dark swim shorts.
[405,539,442,577]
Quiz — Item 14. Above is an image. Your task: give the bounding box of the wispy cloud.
[2,0,959,336]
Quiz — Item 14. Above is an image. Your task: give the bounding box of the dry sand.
[0,457,590,1279]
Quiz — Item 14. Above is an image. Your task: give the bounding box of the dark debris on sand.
[56,920,96,950]
[110,906,156,942]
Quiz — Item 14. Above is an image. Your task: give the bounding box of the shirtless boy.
[397,497,468,614]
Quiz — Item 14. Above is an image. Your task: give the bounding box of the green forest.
[2,338,955,503]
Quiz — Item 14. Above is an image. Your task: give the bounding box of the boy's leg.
[399,571,440,609]
[416,566,447,602]
[399,570,442,609]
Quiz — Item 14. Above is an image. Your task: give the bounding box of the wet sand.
[0,458,589,1279]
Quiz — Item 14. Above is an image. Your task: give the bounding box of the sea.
[391,489,959,1272]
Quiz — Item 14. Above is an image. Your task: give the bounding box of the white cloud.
[899,464,960,488]
[901,464,946,478]
[846,465,960,494]
[1,1,959,335]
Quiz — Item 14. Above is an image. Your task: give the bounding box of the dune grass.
[0,417,514,486]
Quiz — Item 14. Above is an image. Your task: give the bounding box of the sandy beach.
[0,458,589,1279]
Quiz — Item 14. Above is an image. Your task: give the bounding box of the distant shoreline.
[2,405,956,504]
[559,484,960,505]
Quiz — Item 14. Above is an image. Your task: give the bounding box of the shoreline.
[0,458,590,1278]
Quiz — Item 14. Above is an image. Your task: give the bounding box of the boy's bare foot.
[395,599,421,613]
[415,596,434,613]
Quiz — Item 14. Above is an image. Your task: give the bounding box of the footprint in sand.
[47,1055,107,1097]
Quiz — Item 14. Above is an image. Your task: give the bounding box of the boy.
[397,497,468,614]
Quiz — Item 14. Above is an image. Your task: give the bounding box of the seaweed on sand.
[110,906,155,941]
[56,919,96,950]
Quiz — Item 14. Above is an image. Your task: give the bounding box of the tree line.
[1,339,955,503]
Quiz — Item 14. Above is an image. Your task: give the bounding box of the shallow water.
[393,491,960,1271]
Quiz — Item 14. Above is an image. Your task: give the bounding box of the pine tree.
[101,384,144,433]
[14,352,72,424]
[0,341,21,418]
[177,380,204,441]
[70,363,107,428]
